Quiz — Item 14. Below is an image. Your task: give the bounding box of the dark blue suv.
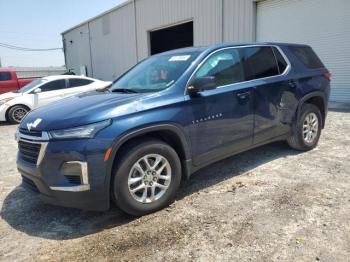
[16,43,331,216]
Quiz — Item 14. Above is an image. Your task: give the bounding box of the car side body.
[0,69,35,94]
[0,75,111,123]
[16,42,330,215]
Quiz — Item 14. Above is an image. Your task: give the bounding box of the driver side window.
[194,49,245,87]
[39,79,66,92]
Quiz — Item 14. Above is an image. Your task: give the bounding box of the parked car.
[0,75,111,123]
[16,42,330,216]
[0,69,36,94]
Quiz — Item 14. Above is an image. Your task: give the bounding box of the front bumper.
[0,104,9,121]
[16,130,111,211]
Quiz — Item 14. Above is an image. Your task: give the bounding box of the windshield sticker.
[169,55,191,62]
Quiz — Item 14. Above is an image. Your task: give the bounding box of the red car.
[0,69,35,94]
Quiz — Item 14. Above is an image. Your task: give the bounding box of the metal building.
[62,0,255,80]
[62,0,350,104]
[256,0,350,104]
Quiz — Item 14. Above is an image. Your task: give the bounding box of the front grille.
[21,175,39,193]
[65,175,82,185]
[18,140,41,164]
[19,128,42,137]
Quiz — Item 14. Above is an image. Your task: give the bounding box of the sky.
[0,0,127,67]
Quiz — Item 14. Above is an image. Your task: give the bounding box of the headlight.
[49,119,111,140]
[0,98,13,105]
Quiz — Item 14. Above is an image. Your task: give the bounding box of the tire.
[7,105,29,124]
[111,138,182,216]
[287,103,322,151]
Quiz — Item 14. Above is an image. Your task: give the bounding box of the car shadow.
[1,141,300,240]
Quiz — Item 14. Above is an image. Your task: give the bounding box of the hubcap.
[302,112,319,144]
[128,154,171,203]
[12,108,28,123]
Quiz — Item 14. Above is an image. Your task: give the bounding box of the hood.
[0,91,22,101]
[20,91,147,131]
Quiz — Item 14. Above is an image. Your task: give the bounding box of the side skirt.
[184,133,289,179]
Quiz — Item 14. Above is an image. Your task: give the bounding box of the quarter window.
[39,79,66,92]
[69,78,93,88]
[273,47,288,74]
[0,72,12,81]
[243,47,279,80]
[290,46,324,69]
[194,49,245,87]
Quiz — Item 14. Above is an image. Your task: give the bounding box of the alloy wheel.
[302,112,319,144]
[12,108,28,123]
[128,154,171,203]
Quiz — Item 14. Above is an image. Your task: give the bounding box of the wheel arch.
[105,124,192,193]
[5,104,31,122]
[297,91,327,129]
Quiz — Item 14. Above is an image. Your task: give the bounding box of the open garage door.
[257,0,350,104]
[150,21,194,55]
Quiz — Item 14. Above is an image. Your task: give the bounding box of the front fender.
[104,123,192,192]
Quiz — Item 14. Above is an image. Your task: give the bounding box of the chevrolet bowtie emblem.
[27,118,42,131]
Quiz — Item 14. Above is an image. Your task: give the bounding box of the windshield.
[111,51,201,93]
[16,78,47,93]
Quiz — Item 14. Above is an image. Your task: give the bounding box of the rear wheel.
[287,103,322,151]
[111,139,182,216]
[7,105,29,124]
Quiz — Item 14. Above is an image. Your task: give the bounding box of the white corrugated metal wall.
[89,2,137,80]
[223,0,256,42]
[257,0,350,103]
[134,0,223,60]
[62,0,255,80]
[63,24,92,76]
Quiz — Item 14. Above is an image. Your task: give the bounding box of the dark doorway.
[150,21,194,55]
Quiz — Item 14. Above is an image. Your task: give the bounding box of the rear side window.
[290,46,324,69]
[272,47,288,74]
[69,78,93,88]
[0,72,12,81]
[40,79,66,92]
[242,47,279,80]
[194,48,245,87]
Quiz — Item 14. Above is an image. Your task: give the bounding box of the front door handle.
[237,91,250,100]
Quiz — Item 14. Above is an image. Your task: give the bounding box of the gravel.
[0,111,350,261]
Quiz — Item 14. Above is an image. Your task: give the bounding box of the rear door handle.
[237,91,250,100]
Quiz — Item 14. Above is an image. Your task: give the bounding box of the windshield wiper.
[111,88,139,94]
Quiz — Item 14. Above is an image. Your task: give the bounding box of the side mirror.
[33,88,42,94]
[187,76,216,96]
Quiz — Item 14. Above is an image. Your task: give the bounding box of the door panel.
[188,86,254,166]
[253,79,298,144]
[0,72,16,94]
[35,79,67,108]
[241,46,299,144]
[65,78,95,97]
[186,48,254,166]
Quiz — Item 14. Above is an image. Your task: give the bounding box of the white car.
[0,75,111,124]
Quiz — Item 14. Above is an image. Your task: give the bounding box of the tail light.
[323,72,332,81]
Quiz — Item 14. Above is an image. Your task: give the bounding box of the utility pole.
[0,56,2,67]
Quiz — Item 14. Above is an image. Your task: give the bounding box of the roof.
[61,0,133,35]
[153,42,309,56]
[42,75,97,81]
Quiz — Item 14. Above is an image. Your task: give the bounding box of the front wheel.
[7,105,29,124]
[111,139,182,216]
[287,103,322,151]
